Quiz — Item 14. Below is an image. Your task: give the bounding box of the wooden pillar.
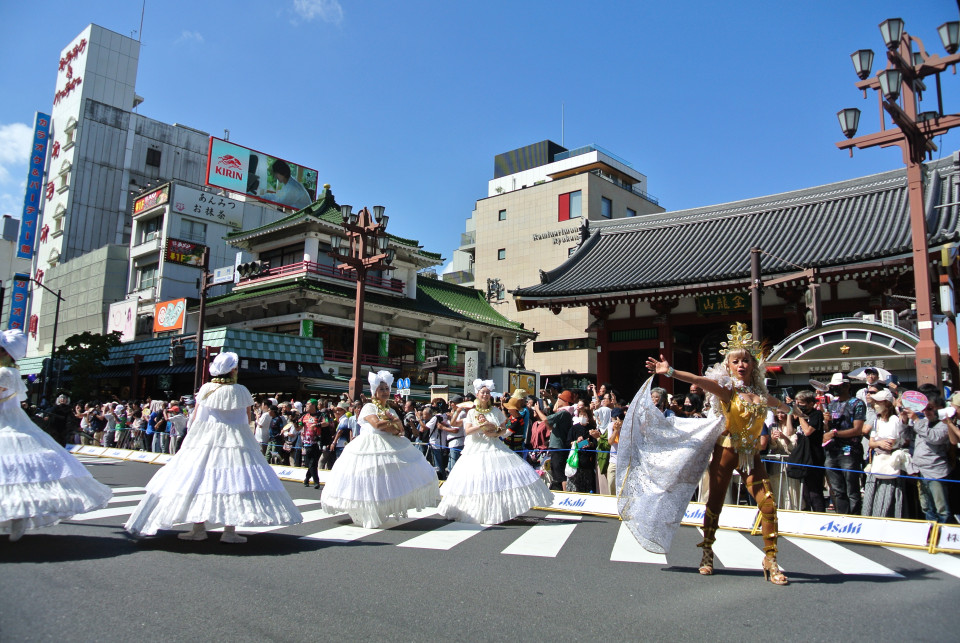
[651,299,679,394]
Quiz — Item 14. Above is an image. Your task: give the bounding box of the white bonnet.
[473,379,495,395]
[0,329,27,362]
[209,351,239,377]
[368,370,394,395]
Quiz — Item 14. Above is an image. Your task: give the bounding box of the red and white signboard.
[153,298,187,333]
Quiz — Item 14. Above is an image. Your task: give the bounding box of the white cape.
[616,377,725,553]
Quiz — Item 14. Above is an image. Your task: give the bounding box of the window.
[146,148,162,168]
[52,203,66,236]
[140,216,163,244]
[260,242,306,268]
[497,248,506,260]
[558,190,582,221]
[498,209,507,221]
[181,218,206,243]
[138,264,158,290]
[63,117,77,149]
[627,207,637,218]
[601,197,612,218]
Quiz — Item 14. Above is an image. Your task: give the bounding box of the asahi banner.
[777,510,933,548]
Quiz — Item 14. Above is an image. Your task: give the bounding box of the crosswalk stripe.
[292,498,323,507]
[109,487,146,495]
[502,517,579,558]
[786,537,900,577]
[700,528,768,571]
[302,508,436,542]
[785,537,902,577]
[397,521,490,550]
[72,504,146,521]
[107,494,146,505]
[610,523,668,565]
[884,546,960,579]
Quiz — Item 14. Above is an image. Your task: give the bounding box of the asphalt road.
[1,457,958,642]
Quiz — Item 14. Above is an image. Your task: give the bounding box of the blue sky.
[1,0,959,270]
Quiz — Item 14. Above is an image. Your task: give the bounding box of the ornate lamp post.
[329,205,395,401]
[836,17,960,386]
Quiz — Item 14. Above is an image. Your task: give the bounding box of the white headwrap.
[473,379,495,395]
[368,370,394,395]
[0,329,27,361]
[209,351,239,377]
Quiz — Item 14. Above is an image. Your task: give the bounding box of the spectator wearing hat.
[167,405,187,455]
[862,388,906,517]
[606,407,624,495]
[446,396,467,472]
[905,390,953,523]
[825,373,867,515]
[532,390,576,491]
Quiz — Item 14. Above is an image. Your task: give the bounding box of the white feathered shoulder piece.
[704,364,735,390]
[196,381,254,410]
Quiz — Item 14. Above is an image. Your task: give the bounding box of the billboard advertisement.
[171,184,243,228]
[133,184,169,216]
[153,298,186,333]
[8,274,31,331]
[205,137,318,211]
[164,238,206,267]
[17,112,51,259]
[107,299,138,342]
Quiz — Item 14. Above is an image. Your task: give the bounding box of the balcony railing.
[460,230,476,246]
[590,169,659,206]
[323,348,465,377]
[239,260,405,294]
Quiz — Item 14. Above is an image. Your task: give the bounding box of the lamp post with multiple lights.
[836,17,960,387]
[328,205,395,401]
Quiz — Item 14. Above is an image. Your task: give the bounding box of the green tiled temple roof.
[208,277,525,332]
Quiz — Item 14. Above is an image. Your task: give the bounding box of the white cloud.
[176,30,204,44]
[0,122,33,186]
[292,0,344,24]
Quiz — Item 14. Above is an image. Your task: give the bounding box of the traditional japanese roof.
[207,276,529,334]
[513,155,960,310]
[226,185,442,261]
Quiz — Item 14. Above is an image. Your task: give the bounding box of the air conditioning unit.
[880,309,897,327]
[861,314,876,323]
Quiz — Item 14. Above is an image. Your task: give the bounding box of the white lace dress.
[438,407,553,524]
[124,382,302,536]
[0,369,112,535]
[321,403,439,528]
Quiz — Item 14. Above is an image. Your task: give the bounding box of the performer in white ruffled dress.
[0,329,112,542]
[124,352,302,543]
[438,380,553,524]
[321,371,439,528]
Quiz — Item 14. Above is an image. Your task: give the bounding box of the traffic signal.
[805,283,822,329]
[169,344,186,366]
[237,260,271,279]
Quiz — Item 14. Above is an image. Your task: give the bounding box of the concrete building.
[27,24,212,357]
[448,140,664,386]
[0,215,33,330]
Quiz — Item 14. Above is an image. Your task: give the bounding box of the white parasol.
[848,366,892,383]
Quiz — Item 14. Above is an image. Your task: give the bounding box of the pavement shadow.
[0,531,137,563]
[663,565,917,584]
[128,530,390,556]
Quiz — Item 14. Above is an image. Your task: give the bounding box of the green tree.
[58,331,122,400]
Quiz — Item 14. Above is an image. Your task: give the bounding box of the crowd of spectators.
[24,366,960,524]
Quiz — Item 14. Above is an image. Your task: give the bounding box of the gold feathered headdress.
[719,322,764,362]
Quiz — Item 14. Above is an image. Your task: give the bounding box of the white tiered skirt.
[124,406,302,536]
[438,433,553,524]
[0,407,112,534]
[321,430,440,529]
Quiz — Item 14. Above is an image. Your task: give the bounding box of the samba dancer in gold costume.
[646,323,791,585]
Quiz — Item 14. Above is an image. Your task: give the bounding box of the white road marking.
[786,537,902,577]
[884,546,960,579]
[397,521,491,550]
[610,523,668,564]
[502,518,579,558]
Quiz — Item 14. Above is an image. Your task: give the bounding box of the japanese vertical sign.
[17,112,51,259]
[447,343,458,368]
[8,274,30,330]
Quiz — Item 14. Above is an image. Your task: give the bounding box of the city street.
[1,457,958,642]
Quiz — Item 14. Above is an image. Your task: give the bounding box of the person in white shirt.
[263,159,312,210]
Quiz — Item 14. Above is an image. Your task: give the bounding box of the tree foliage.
[58,331,122,400]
